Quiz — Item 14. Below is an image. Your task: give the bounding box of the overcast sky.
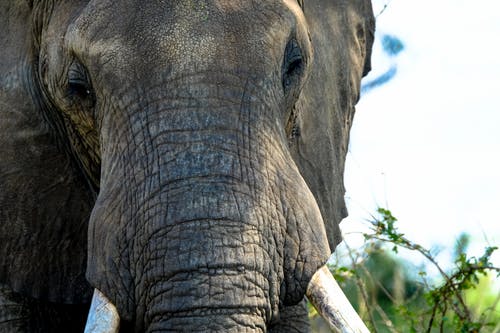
[339,0,500,269]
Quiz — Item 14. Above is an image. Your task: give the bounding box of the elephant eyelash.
[66,61,95,106]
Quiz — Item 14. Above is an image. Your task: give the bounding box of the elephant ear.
[290,0,375,251]
[0,1,93,303]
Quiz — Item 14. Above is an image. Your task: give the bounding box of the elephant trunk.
[86,83,330,330]
[144,266,270,332]
[91,181,280,331]
[86,90,285,330]
[134,188,276,332]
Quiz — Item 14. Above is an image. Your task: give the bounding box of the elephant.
[0,0,375,332]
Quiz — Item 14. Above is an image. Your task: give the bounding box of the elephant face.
[0,0,374,331]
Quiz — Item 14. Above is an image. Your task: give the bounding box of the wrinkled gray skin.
[0,0,374,332]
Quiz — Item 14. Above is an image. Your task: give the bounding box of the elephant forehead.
[67,0,294,73]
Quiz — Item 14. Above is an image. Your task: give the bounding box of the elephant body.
[0,1,374,332]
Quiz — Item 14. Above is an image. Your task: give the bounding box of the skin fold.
[0,0,374,332]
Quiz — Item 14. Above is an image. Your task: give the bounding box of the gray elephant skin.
[0,0,374,332]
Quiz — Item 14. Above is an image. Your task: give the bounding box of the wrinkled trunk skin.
[87,79,330,332]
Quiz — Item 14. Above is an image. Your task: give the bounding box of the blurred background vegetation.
[309,209,500,333]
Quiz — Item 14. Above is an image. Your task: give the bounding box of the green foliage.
[310,208,500,333]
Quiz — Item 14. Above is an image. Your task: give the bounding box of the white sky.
[339,0,500,269]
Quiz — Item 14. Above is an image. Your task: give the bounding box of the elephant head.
[0,0,374,332]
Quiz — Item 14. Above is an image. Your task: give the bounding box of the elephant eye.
[67,61,95,105]
[282,38,305,93]
[68,78,91,97]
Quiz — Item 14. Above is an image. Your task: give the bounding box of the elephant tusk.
[84,289,120,333]
[306,265,369,333]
